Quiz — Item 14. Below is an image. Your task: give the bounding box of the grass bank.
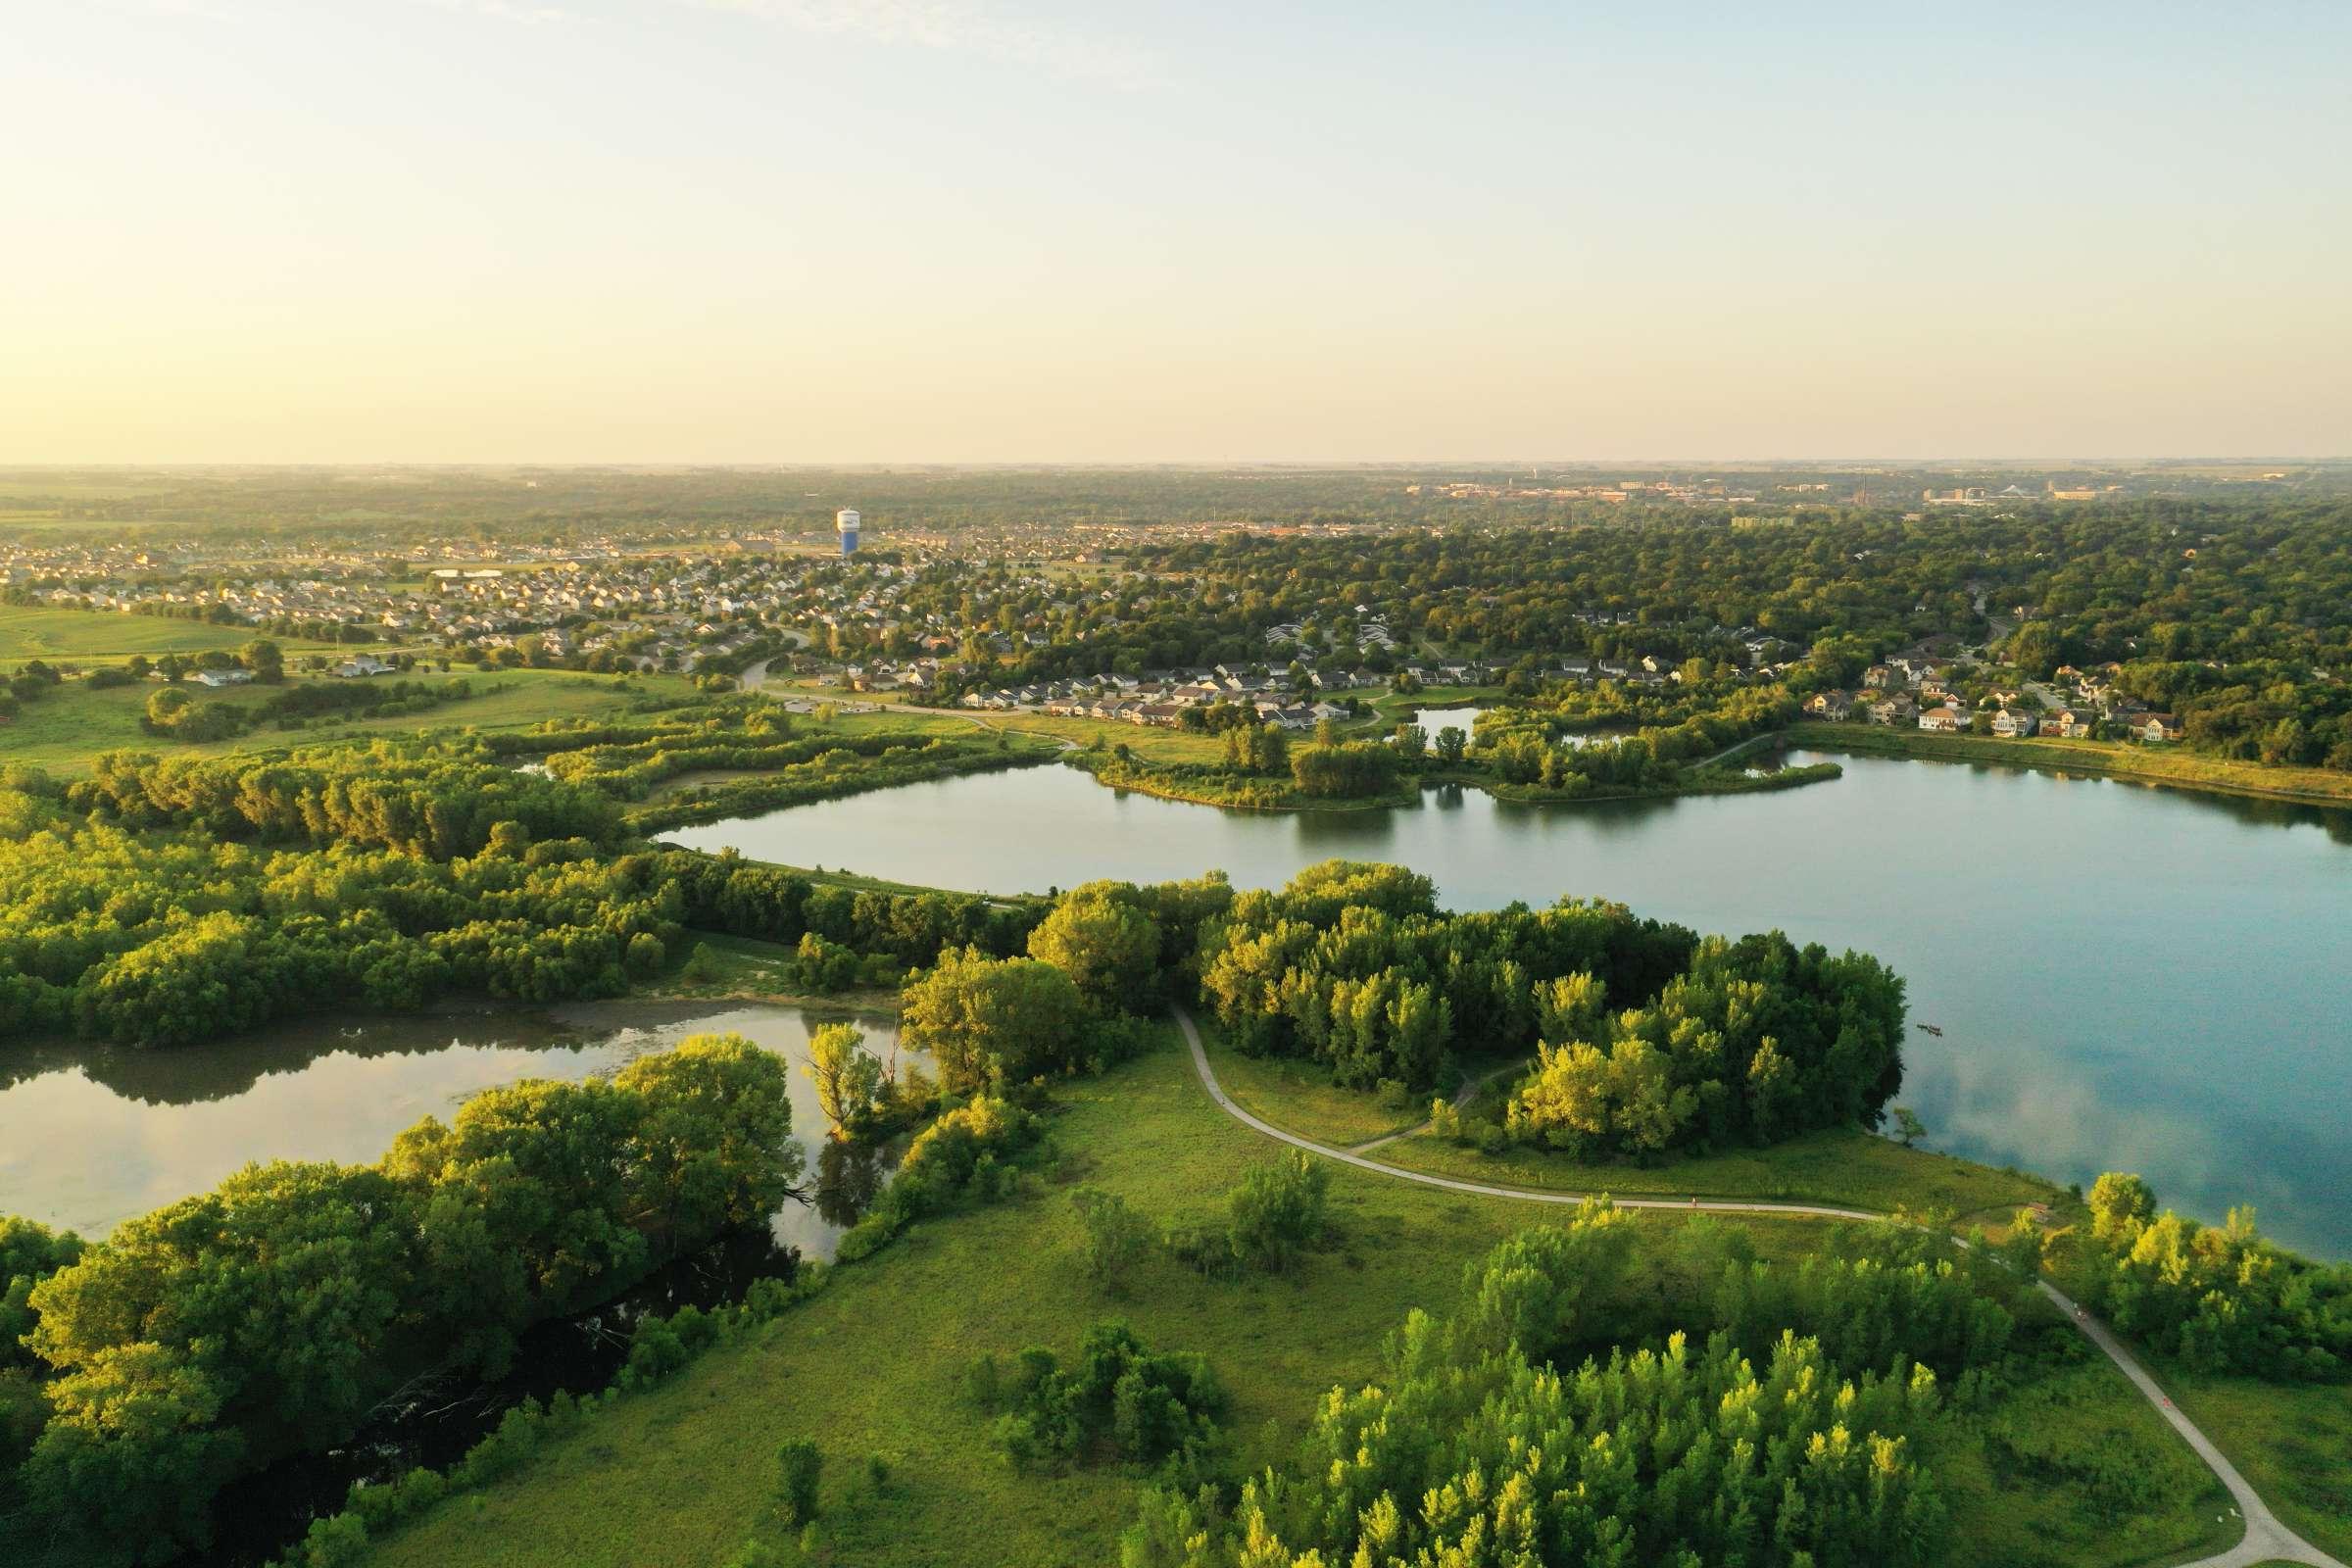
[1788,721,2352,809]
[355,1029,2238,1568]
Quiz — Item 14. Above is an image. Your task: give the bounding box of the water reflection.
[669,753,2352,1258]
[0,1001,907,1260]
[814,1138,887,1229]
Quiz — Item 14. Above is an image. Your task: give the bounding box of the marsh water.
[667,750,2352,1258]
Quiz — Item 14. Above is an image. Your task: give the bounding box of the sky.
[4,1,2349,463]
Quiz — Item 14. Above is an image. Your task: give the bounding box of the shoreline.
[1787,722,2352,811]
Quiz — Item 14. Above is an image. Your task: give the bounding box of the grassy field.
[1197,1021,1439,1146]
[966,710,1227,764]
[1373,1123,2068,1225]
[0,667,702,776]
[2162,1367,2352,1559]
[1788,721,2352,808]
[356,1029,2237,1568]
[0,605,345,663]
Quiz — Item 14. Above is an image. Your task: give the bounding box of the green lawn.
[0,604,343,662]
[356,1030,2235,1568]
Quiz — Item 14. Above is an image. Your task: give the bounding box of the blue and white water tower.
[836,509,860,557]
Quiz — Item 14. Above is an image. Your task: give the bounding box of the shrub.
[773,1439,822,1526]
[1070,1187,1153,1295]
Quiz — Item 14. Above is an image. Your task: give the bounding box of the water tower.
[836,509,861,557]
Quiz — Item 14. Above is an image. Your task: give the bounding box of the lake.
[667,751,2352,1258]
[0,1001,905,1257]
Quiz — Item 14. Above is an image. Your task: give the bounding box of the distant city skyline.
[5,2,2348,463]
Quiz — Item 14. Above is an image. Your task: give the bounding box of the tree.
[1027,885,1161,1011]
[145,686,192,728]
[2086,1171,2155,1242]
[616,1033,802,1251]
[1223,1152,1330,1273]
[241,638,285,683]
[1892,1106,1928,1147]
[1458,1200,1635,1359]
[1434,724,1468,763]
[805,1022,884,1137]
[899,946,1090,1094]
[1069,1187,1152,1295]
[773,1439,822,1526]
[19,1343,245,1560]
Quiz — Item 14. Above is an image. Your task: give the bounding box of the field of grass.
[355,1029,2238,1568]
[2161,1366,2352,1559]
[1197,1021,1437,1146]
[0,667,703,776]
[1788,720,2352,808]
[0,605,344,663]
[1373,1122,2069,1225]
[966,710,1226,765]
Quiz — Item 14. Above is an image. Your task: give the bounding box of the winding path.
[1172,1005,2345,1568]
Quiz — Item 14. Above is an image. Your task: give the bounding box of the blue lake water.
[669,751,2352,1258]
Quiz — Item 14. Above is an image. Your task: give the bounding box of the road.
[1171,1006,2345,1568]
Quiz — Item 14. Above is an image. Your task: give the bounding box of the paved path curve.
[1172,1006,2345,1568]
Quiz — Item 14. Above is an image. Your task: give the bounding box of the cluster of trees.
[965,1320,1224,1474]
[0,803,677,1047]
[500,708,1050,832]
[1499,932,1908,1158]
[895,876,1234,1094]
[1197,860,1696,1090]
[1475,686,1799,796]
[1124,1201,2003,1568]
[2052,1174,2352,1380]
[71,744,624,858]
[647,848,1049,969]
[1285,737,1401,799]
[0,1034,799,1563]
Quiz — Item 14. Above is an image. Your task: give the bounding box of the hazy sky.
[6,1,2349,462]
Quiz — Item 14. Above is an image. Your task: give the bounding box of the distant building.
[837,509,861,557]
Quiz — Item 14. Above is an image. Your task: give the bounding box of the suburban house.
[2141,713,2184,743]
[1805,689,1854,720]
[193,668,253,687]
[1918,706,1962,733]
[332,655,394,678]
[2044,709,2092,739]
[1862,664,1902,690]
[1990,708,2039,738]
[1866,694,1917,726]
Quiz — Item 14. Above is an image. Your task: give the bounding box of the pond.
[0,1000,906,1258]
[666,751,2352,1258]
